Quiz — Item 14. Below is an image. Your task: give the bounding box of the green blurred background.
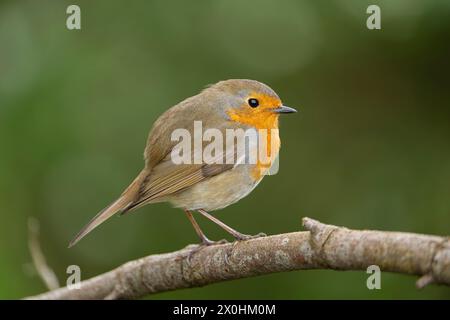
[1,0,449,299]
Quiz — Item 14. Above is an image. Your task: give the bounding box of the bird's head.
[207,79,297,129]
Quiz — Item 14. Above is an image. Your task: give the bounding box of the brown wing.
[124,156,234,212]
[124,99,236,211]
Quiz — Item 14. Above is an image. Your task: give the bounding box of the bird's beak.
[273,105,297,114]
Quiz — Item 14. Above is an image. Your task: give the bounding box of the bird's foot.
[184,238,229,265]
[201,238,229,246]
[233,232,267,241]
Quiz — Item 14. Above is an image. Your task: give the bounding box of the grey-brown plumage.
[69,79,296,247]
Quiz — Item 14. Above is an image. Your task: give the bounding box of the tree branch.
[25,218,450,300]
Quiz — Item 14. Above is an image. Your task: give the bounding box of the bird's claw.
[234,232,267,241]
[184,238,229,265]
[201,238,229,246]
[215,238,229,245]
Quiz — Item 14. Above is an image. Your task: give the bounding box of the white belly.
[168,165,263,211]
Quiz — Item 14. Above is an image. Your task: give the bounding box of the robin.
[69,79,297,247]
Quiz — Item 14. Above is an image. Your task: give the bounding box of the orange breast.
[253,129,280,180]
[227,105,281,180]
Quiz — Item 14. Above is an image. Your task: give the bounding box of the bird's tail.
[68,170,147,248]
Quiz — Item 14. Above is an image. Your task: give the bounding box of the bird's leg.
[184,210,226,246]
[197,209,266,241]
[182,210,228,265]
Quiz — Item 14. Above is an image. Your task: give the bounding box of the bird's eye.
[248,98,259,108]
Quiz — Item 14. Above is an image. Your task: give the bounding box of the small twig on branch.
[25,218,450,300]
[28,217,60,291]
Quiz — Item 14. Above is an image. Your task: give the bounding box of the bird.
[69,79,297,248]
